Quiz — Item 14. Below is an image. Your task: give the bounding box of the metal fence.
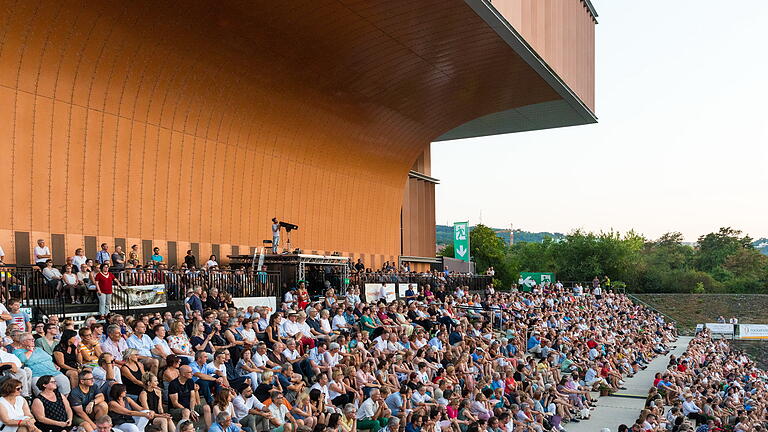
[1,266,64,319]
[349,272,492,292]
[1,265,280,319]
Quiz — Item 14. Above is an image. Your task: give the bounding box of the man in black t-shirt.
[168,365,212,428]
[68,370,107,432]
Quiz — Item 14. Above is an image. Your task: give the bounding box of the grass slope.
[632,294,768,335]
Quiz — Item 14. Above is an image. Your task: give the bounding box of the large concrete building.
[0,0,596,268]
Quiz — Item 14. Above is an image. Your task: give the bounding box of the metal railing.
[2,265,280,319]
[1,266,64,320]
[349,272,492,291]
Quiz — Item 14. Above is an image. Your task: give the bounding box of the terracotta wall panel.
[493,0,596,110]
[13,92,34,232]
[98,114,118,236]
[81,109,102,233]
[0,0,593,264]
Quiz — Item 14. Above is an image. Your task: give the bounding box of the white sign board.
[705,323,734,334]
[112,284,167,309]
[738,324,768,340]
[233,297,277,319]
[364,283,396,303]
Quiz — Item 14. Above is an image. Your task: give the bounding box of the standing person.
[34,239,52,269]
[111,247,126,271]
[96,244,111,266]
[150,248,164,267]
[593,284,602,301]
[95,264,123,317]
[271,218,280,254]
[30,375,73,432]
[184,251,197,269]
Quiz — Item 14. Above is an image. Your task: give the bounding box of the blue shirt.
[208,422,240,432]
[14,348,61,377]
[385,392,404,415]
[96,250,111,264]
[428,337,443,350]
[187,295,203,314]
[527,335,540,351]
[257,271,268,283]
[190,361,218,382]
[126,334,154,357]
[448,331,463,346]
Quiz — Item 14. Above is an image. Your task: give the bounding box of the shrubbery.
[440,226,768,293]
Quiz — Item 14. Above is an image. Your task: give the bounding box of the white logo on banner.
[738,324,768,339]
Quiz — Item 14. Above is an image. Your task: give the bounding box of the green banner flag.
[519,272,555,292]
[453,221,470,262]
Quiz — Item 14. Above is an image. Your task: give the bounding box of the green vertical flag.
[453,221,470,262]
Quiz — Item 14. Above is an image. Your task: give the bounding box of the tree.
[469,225,513,286]
[696,227,753,273]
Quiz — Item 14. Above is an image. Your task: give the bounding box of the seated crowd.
[630,329,768,432]
[0,279,678,432]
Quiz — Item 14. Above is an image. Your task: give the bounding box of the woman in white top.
[239,319,257,346]
[319,310,333,335]
[205,255,218,269]
[71,249,87,272]
[61,265,82,304]
[0,378,39,432]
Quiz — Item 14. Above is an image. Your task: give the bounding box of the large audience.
[628,329,768,432]
[0,269,684,432]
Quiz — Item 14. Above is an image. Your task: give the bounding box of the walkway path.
[566,336,692,432]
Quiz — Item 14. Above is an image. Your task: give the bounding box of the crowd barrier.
[0,265,280,319]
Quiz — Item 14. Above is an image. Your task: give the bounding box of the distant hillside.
[753,238,768,255]
[436,225,564,246]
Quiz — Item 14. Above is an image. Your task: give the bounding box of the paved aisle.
[566,336,692,432]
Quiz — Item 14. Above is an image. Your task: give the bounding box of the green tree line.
[439,225,768,293]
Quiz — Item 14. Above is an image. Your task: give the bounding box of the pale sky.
[433,0,768,242]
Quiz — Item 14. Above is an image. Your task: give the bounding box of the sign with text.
[738,324,768,339]
[453,222,470,263]
[705,323,735,334]
[112,284,167,309]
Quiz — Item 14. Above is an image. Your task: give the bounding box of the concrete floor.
[565,336,693,432]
